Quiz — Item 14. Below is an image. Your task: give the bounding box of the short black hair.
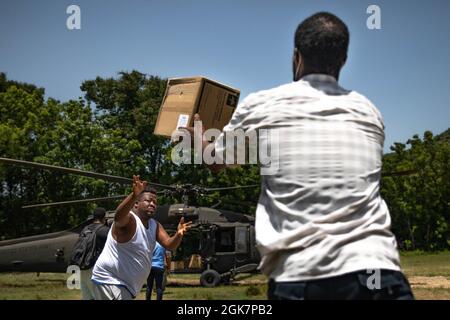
[137,187,158,201]
[93,207,106,220]
[295,12,349,76]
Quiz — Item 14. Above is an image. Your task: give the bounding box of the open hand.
[132,175,148,197]
[177,217,193,236]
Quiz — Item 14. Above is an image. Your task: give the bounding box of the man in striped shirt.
[184,12,413,300]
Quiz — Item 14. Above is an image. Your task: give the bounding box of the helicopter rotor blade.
[0,157,173,189]
[22,195,128,209]
[218,199,256,208]
[203,184,259,192]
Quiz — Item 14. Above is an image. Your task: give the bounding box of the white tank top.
[92,212,157,297]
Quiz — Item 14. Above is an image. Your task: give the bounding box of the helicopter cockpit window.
[235,227,248,254]
[215,228,235,252]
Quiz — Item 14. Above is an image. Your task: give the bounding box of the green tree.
[0,73,137,238]
[382,130,450,250]
[1,70,261,239]
[80,71,260,212]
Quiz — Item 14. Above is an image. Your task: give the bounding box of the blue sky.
[0,0,449,152]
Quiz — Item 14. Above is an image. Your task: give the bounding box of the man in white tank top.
[91,175,192,299]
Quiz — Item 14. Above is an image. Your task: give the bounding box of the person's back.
[238,75,400,281]
[75,207,109,300]
[93,222,109,258]
[194,12,414,300]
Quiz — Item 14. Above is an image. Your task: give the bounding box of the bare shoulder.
[112,214,137,243]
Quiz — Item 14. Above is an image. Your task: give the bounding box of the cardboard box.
[154,77,240,138]
[170,261,185,271]
[188,254,202,269]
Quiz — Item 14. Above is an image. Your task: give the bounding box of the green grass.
[400,251,450,277]
[0,272,80,300]
[0,251,448,300]
[0,272,268,300]
[138,283,267,300]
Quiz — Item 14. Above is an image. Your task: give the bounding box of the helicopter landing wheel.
[200,269,221,287]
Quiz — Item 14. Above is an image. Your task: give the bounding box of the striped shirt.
[215,74,401,282]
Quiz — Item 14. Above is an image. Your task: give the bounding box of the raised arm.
[156,217,192,251]
[114,175,147,228]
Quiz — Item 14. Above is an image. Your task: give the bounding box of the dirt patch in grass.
[166,278,265,287]
[169,276,450,289]
[409,276,450,289]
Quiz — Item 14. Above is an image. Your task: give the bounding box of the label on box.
[226,93,238,107]
[176,114,190,129]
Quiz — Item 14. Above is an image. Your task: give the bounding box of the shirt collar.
[300,73,337,83]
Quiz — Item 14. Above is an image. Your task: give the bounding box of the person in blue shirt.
[146,241,170,300]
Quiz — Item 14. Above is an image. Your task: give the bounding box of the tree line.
[0,71,448,251]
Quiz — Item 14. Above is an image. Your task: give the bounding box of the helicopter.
[0,157,261,287]
[0,157,416,287]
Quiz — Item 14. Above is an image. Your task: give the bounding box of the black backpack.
[69,224,103,270]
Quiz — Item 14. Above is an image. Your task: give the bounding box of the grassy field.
[399,251,450,299]
[0,272,268,300]
[401,251,450,277]
[0,251,448,300]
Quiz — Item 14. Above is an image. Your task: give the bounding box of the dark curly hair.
[93,207,106,220]
[295,12,349,76]
[137,186,158,201]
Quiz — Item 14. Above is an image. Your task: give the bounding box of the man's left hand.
[177,217,193,236]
